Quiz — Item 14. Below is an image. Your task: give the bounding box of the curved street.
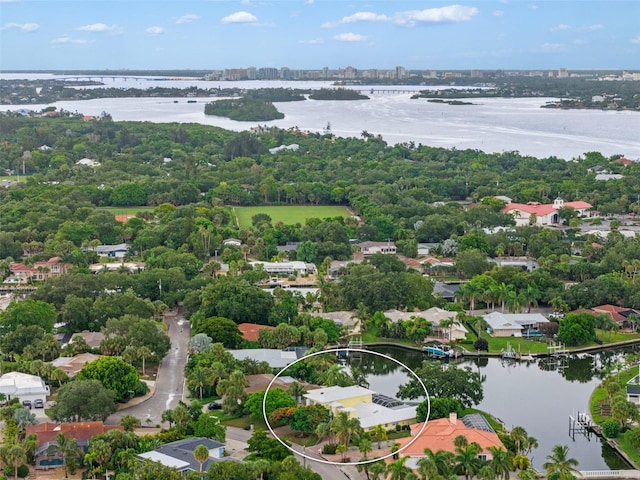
[106,311,191,427]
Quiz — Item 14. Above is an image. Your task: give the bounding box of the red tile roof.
[238,323,275,342]
[396,415,504,457]
[27,422,123,446]
[503,200,591,216]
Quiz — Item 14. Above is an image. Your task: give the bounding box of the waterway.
[350,345,640,471]
[1,75,639,160]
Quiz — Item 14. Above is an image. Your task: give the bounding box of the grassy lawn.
[0,175,26,182]
[595,329,640,343]
[478,331,553,355]
[386,429,412,440]
[616,434,640,467]
[234,205,351,228]
[281,433,319,447]
[222,414,267,431]
[361,326,416,348]
[99,206,156,214]
[460,408,505,432]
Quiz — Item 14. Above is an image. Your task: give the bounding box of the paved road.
[106,312,191,426]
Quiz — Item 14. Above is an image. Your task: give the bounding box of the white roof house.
[0,372,50,403]
[76,158,101,168]
[383,308,468,341]
[304,385,416,431]
[250,261,316,276]
[482,312,549,337]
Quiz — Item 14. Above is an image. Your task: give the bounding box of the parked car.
[207,402,222,410]
[22,400,32,409]
[34,399,44,408]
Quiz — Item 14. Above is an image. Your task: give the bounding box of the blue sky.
[1,0,639,71]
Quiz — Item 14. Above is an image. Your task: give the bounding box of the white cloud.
[146,26,164,35]
[631,36,640,45]
[305,0,314,4]
[176,14,200,24]
[76,23,120,33]
[582,24,604,32]
[333,32,366,42]
[3,22,39,32]
[393,5,479,27]
[299,38,323,44]
[221,11,257,24]
[529,5,539,9]
[324,5,477,29]
[540,42,566,52]
[551,24,572,31]
[493,10,504,17]
[324,11,389,28]
[51,36,90,45]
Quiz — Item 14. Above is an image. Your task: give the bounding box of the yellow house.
[303,385,416,431]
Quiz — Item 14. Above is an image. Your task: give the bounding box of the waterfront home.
[383,308,468,341]
[395,413,505,469]
[6,257,70,283]
[482,312,549,337]
[502,197,592,227]
[138,437,226,473]
[572,304,640,328]
[303,385,416,431]
[249,260,316,276]
[28,422,122,469]
[626,373,640,406]
[227,347,309,369]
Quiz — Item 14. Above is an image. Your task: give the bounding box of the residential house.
[595,173,624,181]
[28,422,122,469]
[67,331,105,350]
[433,282,461,302]
[222,238,242,247]
[50,353,103,377]
[395,413,505,469]
[6,257,69,284]
[249,260,316,276]
[0,372,50,404]
[304,385,416,431]
[417,243,439,256]
[357,241,397,256]
[573,304,640,328]
[419,255,455,276]
[75,158,100,167]
[488,256,538,272]
[502,197,592,227]
[85,243,130,258]
[382,308,468,341]
[138,437,226,473]
[482,312,549,337]
[626,372,640,406]
[237,323,276,343]
[89,262,145,273]
[227,347,309,369]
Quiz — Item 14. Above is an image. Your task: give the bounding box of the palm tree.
[358,437,373,459]
[216,369,248,415]
[385,456,411,480]
[330,410,363,462]
[439,316,456,342]
[288,381,307,404]
[138,345,153,376]
[193,444,209,473]
[88,438,112,476]
[521,285,541,313]
[189,366,210,400]
[417,455,438,479]
[122,345,138,365]
[510,426,528,455]
[493,282,513,313]
[488,446,513,480]
[2,444,26,480]
[423,448,455,477]
[455,441,483,480]
[14,407,37,441]
[543,444,579,480]
[52,433,80,479]
[371,424,387,449]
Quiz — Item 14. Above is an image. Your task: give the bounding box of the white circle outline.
[262,347,430,467]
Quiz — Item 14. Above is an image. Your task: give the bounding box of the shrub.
[4,465,28,478]
[134,380,149,396]
[322,443,337,454]
[602,419,620,438]
[474,338,489,351]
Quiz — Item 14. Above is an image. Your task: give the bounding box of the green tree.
[330,410,362,462]
[120,415,141,432]
[217,370,248,415]
[371,424,388,449]
[194,444,209,473]
[244,388,296,420]
[488,446,513,480]
[50,379,117,421]
[397,361,483,407]
[0,299,56,335]
[52,433,81,479]
[77,356,140,402]
[193,316,243,348]
[385,456,411,480]
[296,240,318,263]
[455,441,483,480]
[543,445,579,480]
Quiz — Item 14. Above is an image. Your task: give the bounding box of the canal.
[350,344,639,471]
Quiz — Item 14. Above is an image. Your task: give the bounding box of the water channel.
[348,344,640,471]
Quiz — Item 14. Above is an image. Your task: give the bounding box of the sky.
[1,0,639,71]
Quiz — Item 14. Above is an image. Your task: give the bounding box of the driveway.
[106,311,190,427]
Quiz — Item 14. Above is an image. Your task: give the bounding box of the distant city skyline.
[1,1,639,71]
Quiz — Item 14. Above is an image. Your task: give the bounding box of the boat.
[423,344,455,358]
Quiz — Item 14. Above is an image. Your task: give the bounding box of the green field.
[0,176,26,183]
[234,205,351,228]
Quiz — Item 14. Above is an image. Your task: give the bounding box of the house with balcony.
[6,257,70,284]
